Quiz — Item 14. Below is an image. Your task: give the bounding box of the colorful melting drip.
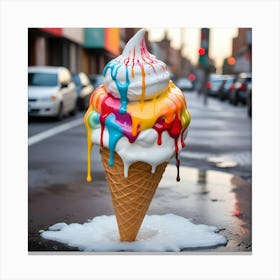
[84,30,191,182]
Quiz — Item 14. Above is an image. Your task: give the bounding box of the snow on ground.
[41,214,227,252]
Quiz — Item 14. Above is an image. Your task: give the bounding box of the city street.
[28,91,252,252]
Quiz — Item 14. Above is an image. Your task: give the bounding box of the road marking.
[28,118,84,146]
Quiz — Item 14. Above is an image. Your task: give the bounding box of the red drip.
[100,123,104,147]
[174,137,179,153]
[175,151,180,182]
[153,114,183,149]
[169,114,182,140]
[143,57,157,72]
[140,39,159,72]
[124,57,130,66]
[158,61,168,71]
[141,39,156,62]
[158,132,162,145]
[153,118,168,146]
[165,114,182,182]
[140,39,147,57]
[181,128,187,148]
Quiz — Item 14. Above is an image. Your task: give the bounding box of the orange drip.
[140,64,146,109]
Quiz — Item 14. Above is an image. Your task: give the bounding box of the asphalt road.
[181,92,252,182]
[28,92,252,252]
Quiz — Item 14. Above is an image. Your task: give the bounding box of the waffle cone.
[100,148,168,242]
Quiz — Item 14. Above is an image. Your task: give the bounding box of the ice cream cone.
[100,148,168,242]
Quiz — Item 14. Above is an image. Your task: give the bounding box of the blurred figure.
[195,66,206,95]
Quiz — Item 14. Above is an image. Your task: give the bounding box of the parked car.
[176,77,194,91]
[89,74,104,89]
[229,72,252,105]
[218,75,235,101]
[28,66,78,120]
[205,74,224,97]
[72,72,94,110]
[247,82,252,118]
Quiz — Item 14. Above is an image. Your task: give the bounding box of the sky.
[146,28,238,72]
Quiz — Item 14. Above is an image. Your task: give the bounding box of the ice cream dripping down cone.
[100,148,167,242]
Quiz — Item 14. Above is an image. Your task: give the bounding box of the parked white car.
[28,66,78,120]
[72,72,94,110]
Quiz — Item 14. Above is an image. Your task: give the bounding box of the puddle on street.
[155,164,251,245]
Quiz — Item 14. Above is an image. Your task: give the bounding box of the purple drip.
[113,110,137,143]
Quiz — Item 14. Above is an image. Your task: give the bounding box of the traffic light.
[188,73,196,82]
[198,28,209,68]
[198,47,208,67]
[227,56,236,65]
[198,48,206,56]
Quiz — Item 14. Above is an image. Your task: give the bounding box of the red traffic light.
[227,56,236,65]
[188,73,196,81]
[198,48,206,56]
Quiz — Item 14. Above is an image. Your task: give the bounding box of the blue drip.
[105,113,124,166]
[104,60,130,114]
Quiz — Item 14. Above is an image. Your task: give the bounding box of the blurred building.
[28,28,194,77]
[83,28,120,74]
[28,28,121,75]
[149,31,193,79]
[28,28,83,72]
[232,28,252,73]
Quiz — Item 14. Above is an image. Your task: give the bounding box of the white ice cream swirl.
[103,29,170,102]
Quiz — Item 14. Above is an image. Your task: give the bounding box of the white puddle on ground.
[41,214,227,252]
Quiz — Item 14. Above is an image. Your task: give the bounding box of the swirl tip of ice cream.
[103,29,170,104]
[121,28,146,58]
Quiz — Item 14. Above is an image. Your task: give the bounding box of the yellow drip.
[140,65,146,111]
[152,94,157,112]
[86,141,93,182]
[84,104,94,182]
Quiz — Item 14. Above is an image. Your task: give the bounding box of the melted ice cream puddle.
[41,214,227,252]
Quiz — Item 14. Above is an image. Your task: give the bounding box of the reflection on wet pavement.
[153,164,251,252]
[207,157,238,168]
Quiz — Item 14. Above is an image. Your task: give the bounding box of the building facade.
[28,28,194,78]
[232,28,252,73]
[28,28,121,75]
[149,31,194,79]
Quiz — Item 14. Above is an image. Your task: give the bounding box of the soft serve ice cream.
[84,29,191,181]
